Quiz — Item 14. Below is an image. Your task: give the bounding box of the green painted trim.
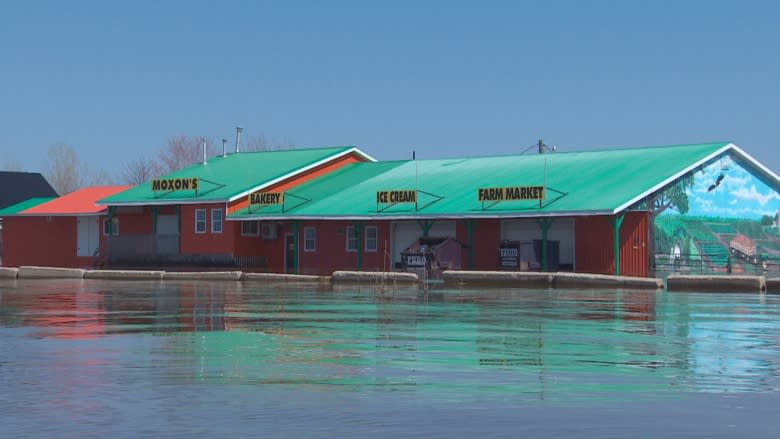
[537,218,554,271]
[609,214,625,276]
[151,206,159,234]
[292,220,300,274]
[418,219,435,237]
[353,221,365,270]
[107,206,115,235]
[465,219,475,269]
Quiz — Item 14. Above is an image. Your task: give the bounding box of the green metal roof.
[229,142,735,219]
[99,146,370,205]
[0,197,57,216]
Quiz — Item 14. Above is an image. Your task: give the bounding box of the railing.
[653,252,780,277]
[105,235,267,269]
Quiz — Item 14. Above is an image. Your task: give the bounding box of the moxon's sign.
[478,186,545,202]
[151,178,199,191]
[250,191,284,205]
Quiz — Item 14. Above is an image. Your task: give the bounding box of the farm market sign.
[478,186,545,202]
[151,178,199,192]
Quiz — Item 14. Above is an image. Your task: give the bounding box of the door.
[156,214,179,255]
[285,233,296,273]
[77,216,100,257]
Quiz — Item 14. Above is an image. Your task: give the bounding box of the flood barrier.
[164,271,242,281]
[765,277,780,294]
[0,267,18,278]
[84,270,165,280]
[3,266,776,293]
[242,273,331,284]
[667,275,767,293]
[18,266,85,279]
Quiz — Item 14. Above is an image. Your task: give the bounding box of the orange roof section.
[22,186,132,215]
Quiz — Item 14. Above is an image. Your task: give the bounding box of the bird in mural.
[708,173,725,192]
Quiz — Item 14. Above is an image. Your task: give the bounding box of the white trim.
[100,198,227,207]
[102,217,119,236]
[241,220,260,236]
[195,208,207,234]
[228,147,376,202]
[7,212,109,217]
[364,225,378,252]
[303,226,316,252]
[211,208,224,234]
[729,144,780,186]
[226,210,616,222]
[612,142,780,214]
[346,225,358,252]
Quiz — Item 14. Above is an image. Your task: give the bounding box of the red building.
[1,186,130,268]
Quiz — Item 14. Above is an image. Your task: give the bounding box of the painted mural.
[654,154,780,275]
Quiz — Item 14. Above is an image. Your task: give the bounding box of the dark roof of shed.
[0,172,58,210]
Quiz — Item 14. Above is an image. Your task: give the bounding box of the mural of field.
[654,155,780,275]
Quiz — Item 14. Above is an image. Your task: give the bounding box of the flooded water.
[1,279,779,438]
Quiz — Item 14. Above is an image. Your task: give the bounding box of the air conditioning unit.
[261,223,278,240]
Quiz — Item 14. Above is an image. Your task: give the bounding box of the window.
[103,217,119,236]
[241,221,260,236]
[211,208,223,233]
[365,226,377,252]
[346,226,358,252]
[304,227,316,252]
[195,209,206,234]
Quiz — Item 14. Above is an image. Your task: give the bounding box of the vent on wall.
[261,223,278,240]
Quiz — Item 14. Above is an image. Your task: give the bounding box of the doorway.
[285,233,296,273]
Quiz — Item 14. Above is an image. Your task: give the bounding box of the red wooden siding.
[295,220,391,275]
[228,152,365,214]
[2,216,107,268]
[575,211,649,277]
[455,218,502,270]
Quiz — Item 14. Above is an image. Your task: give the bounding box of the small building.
[729,233,757,258]
[0,171,58,265]
[98,146,375,271]
[1,186,130,268]
[227,142,779,277]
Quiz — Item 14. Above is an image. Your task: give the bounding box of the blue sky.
[1,1,779,177]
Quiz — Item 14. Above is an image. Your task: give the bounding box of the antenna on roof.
[222,138,227,157]
[522,139,557,155]
[235,126,243,153]
[202,138,208,165]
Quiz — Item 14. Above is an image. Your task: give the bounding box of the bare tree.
[1,153,22,171]
[121,158,162,185]
[244,134,269,152]
[43,143,86,195]
[158,136,216,172]
[88,168,117,186]
[243,133,295,152]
